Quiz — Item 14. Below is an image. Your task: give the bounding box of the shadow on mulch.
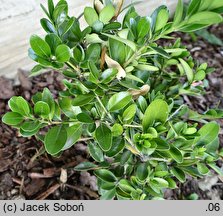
[0,24,223,200]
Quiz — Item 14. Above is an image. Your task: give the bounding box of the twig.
[35,183,60,200]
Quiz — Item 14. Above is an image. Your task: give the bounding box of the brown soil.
[0,25,223,200]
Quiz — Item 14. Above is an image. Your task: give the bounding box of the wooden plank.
[0,0,178,78]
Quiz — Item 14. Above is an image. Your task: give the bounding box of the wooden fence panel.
[0,0,178,77]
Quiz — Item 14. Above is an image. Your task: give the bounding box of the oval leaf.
[44,126,67,155]
[95,123,112,152]
[142,99,169,132]
[107,92,132,112]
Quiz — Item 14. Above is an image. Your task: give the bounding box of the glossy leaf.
[123,104,137,123]
[55,44,71,63]
[170,167,185,183]
[173,0,184,26]
[187,11,223,25]
[74,162,98,171]
[88,142,104,162]
[63,124,82,150]
[142,99,169,132]
[195,122,220,146]
[2,112,24,126]
[44,126,67,155]
[106,137,125,157]
[77,112,93,123]
[179,58,194,83]
[30,35,51,58]
[169,146,183,163]
[136,163,149,181]
[107,92,132,112]
[95,123,112,152]
[72,94,94,106]
[34,101,50,117]
[94,169,117,182]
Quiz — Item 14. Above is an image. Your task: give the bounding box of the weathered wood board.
[0,0,178,78]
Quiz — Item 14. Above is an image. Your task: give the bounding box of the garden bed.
[0,24,223,200]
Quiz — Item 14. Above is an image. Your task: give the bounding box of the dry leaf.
[128,84,150,99]
[105,53,126,80]
[94,0,104,13]
[60,168,68,184]
[113,0,124,18]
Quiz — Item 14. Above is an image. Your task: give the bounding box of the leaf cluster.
[2,0,223,200]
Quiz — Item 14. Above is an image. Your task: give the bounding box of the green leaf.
[179,58,194,83]
[86,44,101,62]
[45,33,62,55]
[48,0,54,17]
[154,138,170,151]
[16,97,30,116]
[42,88,55,120]
[30,35,51,58]
[40,18,55,33]
[170,167,185,183]
[165,177,177,189]
[77,112,93,123]
[142,99,169,132]
[123,104,137,123]
[84,7,99,26]
[63,124,82,150]
[187,0,201,17]
[2,112,24,126]
[137,17,150,39]
[88,142,104,162]
[149,46,170,59]
[108,38,126,65]
[74,162,98,171]
[94,169,117,182]
[34,101,50,117]
[136,163,149,181]
[187,11,223,25]
[44,126,67,155]
[53,0,68,25]
[173,0,184,26]
[72,94,94,106]
[197,163,209,175]
[95,123,112,152]
[100,188,116,200]
[152,6,169,32]
[61,17,75,36]
[169,146,183,163]
[55,44,71,63]
[99,4,115,24]
[102,33,137,51]
[100,68,118,84]
[30,65,45,76]
[208,163,223,176]
[106,137,125,157]
[100,181,116,190]
[111,124,123,137]
[59,97,81,119]
[21,120,41,132]
[194,70,206,81]
[107,92,132,112]
[153,177,169,188]
[195,122,220,146]
[206,137,219,154]
[136,64,159,71]
[119,179,136,193]
[120,150,131,165]
[92,20,104,33]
